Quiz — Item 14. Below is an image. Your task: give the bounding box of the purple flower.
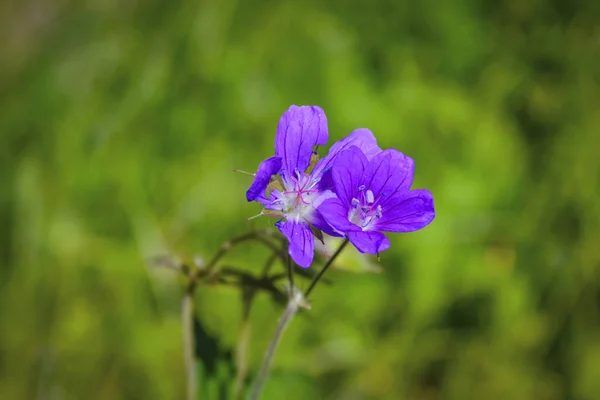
[318,145,435,254]
[246,106,380,267]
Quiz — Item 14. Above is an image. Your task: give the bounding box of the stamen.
[366,190,374,203]
[306,176,321,189]
[351,198,360,208]
[294,169,303,181]
[376,205,383,219]
[358,185,366,191]
[369,192,386,209]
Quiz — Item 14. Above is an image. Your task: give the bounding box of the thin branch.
[176,229,294,400]
[305,239,350,298]
[196,229,284,278]
[261,252,279,277]
[182,285,198,400]
[174,230,286,400]
[213,267,287,304]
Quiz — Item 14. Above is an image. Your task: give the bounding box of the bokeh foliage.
[1,0,600,398]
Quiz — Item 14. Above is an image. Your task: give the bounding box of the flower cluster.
[246,105,435,268]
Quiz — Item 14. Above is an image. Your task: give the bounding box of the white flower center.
[278,171,321,222]
[348,186,383,231]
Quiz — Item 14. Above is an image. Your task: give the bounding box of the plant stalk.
[182,286,198,400]
[305,238,349,298]
[248,292,302,400]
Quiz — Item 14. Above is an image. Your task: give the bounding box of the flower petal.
[377,189,435,232]
[347,231,391,254]
[364,149,414,198]
[255,189,284,211]
[310,208,343,237]
[317,198,357,233]
[246,156,282,201]
[312,128,382,189]
[331,146,368,207]
[276,219,315,268]
[275,105,328,181]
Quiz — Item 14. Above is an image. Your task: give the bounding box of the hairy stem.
[248,292,302,400]
[304,238,350,298]
[182,286,197,400]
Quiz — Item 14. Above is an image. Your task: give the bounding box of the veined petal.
[311,189,336,209]
[310,208,343,237]
[275,105,328,180]
[276,219,315,268]
[305,189,341,237]
[246,156,282,202]
[378,189,435,232]
[331,146,368,206]
[312,128,381,188]
[347,231,390,254]
[364,149,414,198]
[317,198,357,233]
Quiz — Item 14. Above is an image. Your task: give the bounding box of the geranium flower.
[245,106,379,267]
[318,145,435,254]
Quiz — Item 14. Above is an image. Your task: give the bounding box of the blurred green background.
[2,0,600,398]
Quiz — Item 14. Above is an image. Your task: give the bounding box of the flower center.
[283,172,319,206]
[348,185,384,230]
[273,170,321,221]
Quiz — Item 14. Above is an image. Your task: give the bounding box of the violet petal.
[317,198,357,233]
[364,149,414,199]
[276,219,315,268]
[246,156,282,202]
[255,189,284,211]
[377,189,435,232]
[312,128,381,189]
[275,105,328,181]
[331,146,368,207]
[310,208,343,237]
[347,231,391,254]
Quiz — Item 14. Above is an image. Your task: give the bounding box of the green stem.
[248,292,302,400]
[182,287,198,400]
[304,239,349,298]
[247,239,350,399]
[235,290,254,400]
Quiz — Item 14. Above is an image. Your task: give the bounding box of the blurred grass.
[1,0,600,399]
